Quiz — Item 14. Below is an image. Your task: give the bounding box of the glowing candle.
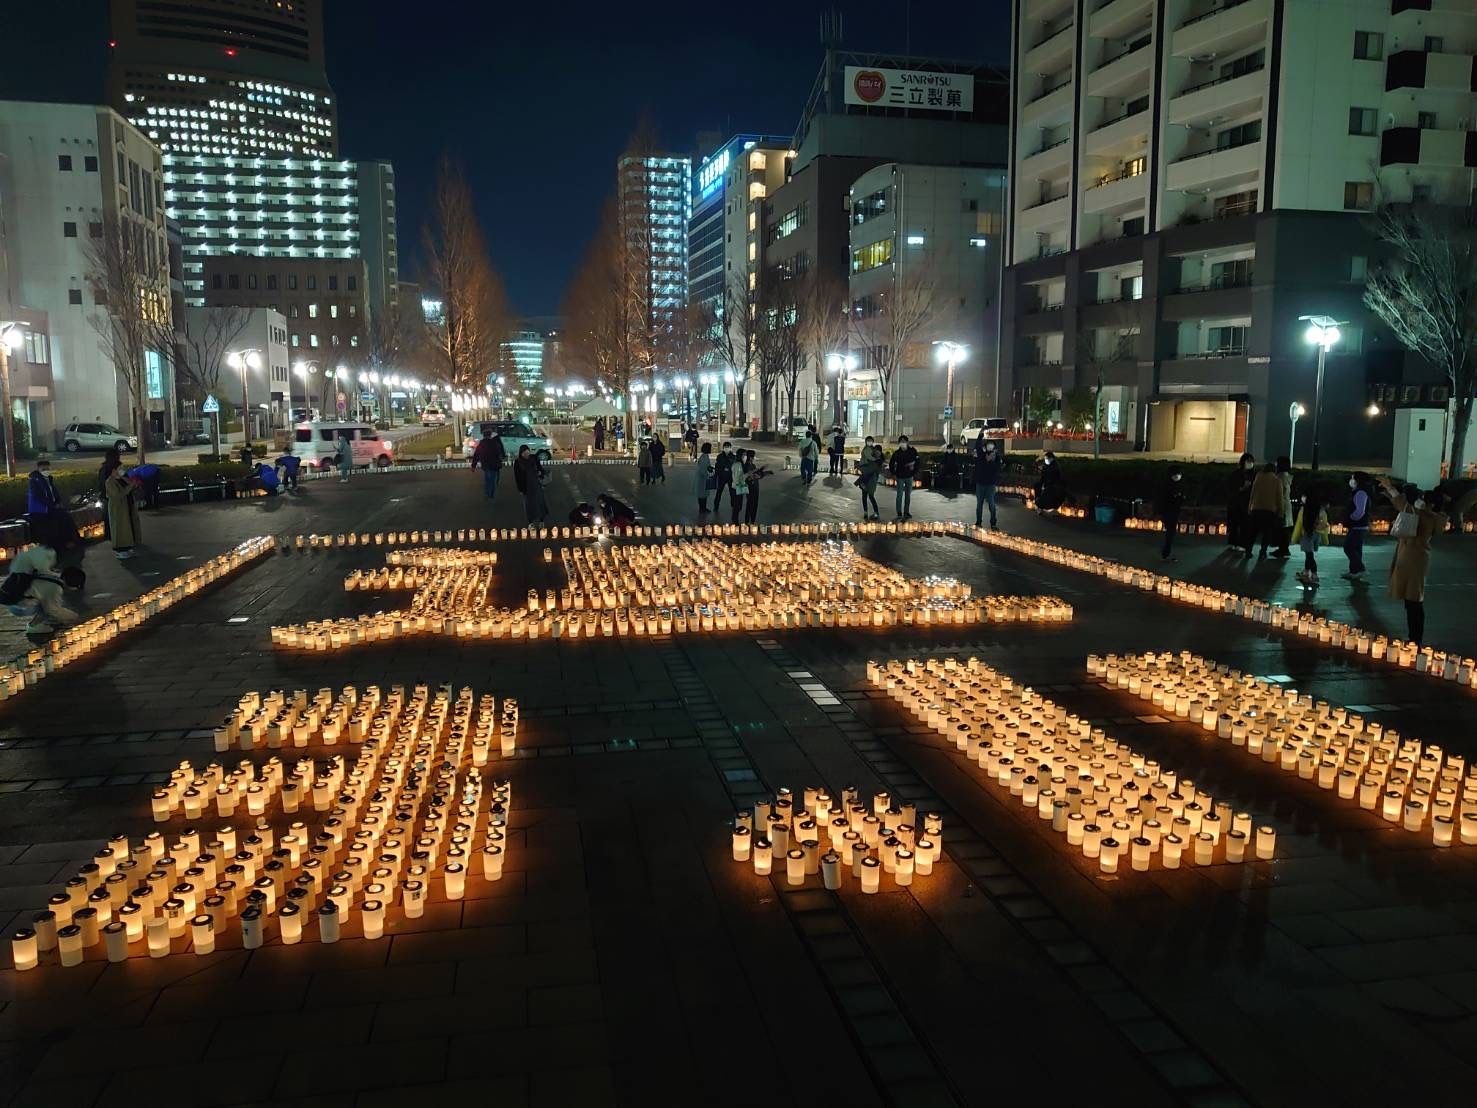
[402,879,425,918]
[361,899,385,940]
[859,855,881,893]
[731,825,751,861]
[57,924,84,967]
[444,863,466,900]
[894,848,915,886]
[1254,826,1276,860]
[785,848,806,886]
[279,902,303,944]
[10,929,38,971]
[146,918,170,958]
[190,914,215,955]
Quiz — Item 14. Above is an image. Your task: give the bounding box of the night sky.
[1,1,1009,316]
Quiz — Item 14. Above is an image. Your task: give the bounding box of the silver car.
[462,420,552,461]
[62,421,139,453]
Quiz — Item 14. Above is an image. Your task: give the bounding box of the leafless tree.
[1073,304,1139,457]
[702,274,759,429]
[1364,202,1477,474]
[156,305,251,401]
[849,266,935,438]
[798,272,850,427]
[757,280,806,432]
[422,156,511,390]
[562,198,628,392]
[86,216,169,461]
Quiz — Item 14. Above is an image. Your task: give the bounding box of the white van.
[292,421,396,470]
[420,404,446,427]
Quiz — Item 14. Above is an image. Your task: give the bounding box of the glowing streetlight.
[932,341,969,446]
[1298,315,1347,471]
[1288,401,1306,461]
[227,348,262,442]
[0,322,28,477]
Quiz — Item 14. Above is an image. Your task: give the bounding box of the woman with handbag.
[694,442,714,513]
[1380,477,1447,646]
[729,452,749,524]
[513,445,550,524]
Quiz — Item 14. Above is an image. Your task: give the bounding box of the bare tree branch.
[849,264,935,437]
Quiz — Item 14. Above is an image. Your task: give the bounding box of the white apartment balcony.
[1016,192,1071,235]
[1090,0,1154,41]
[1082,168,1149,215]
[1087,41,1155,100]
[1083,108,1151,157]
[1020,80,1074,126]
[1023,21,1076,74]
[1165,137,1261,191]
[1171,0,1271,60]
[1023,0,1074,23]
[1167,68,1266,126]
[1019,136,1073,177]
[1379,125,1477,169]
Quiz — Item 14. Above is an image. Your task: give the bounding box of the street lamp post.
[1299,315,1346,471]
[0,322,27,479]
[227,348,262,450]
[1288,401,1306,462]
[932,341,969,447]
[826,352,858,433]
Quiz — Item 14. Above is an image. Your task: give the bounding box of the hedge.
[0,460,253,520]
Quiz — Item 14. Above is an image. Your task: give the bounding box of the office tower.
[617,153,692,372]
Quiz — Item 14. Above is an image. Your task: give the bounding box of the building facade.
[617,153,692,373]
[200,254,368,361]
[183,304,289,434]
[355,160,399,322]
[502,329,546,394]
[0,101,173,447]
[1003,0,1474,460]
[846,163,1007,438]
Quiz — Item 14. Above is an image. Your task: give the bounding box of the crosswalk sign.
[201,395,220,415]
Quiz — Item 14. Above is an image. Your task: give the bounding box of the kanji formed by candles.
[869,656,1274,871]
[1092,651,1477,847]
[272,537,1071,649]
[21,684,516,967]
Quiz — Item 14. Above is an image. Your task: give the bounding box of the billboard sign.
[843,66,973,112]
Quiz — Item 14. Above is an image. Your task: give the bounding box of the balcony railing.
[1028,77,1073,104]
[1037,244,1067,258]
[1177,0,1252,30]
[1020,356,1066,367]
[1174,273,1254,293]
[1032,300,1065,312]
[1026,190,1070,210]
[1031,21,1074,51]
[1097,37,1152,70]
[1173,135,1260,163]
[1089,166,1147,188]
[1030,136,1072,157]
[1094,105,1149,131]
[1178,346,1248,359]
[1178,62,1265,97]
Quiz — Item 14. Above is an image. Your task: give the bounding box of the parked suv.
[62,422,138,453]
[958,417,1009,445]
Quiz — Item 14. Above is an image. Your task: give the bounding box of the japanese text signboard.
[843,67,973,112]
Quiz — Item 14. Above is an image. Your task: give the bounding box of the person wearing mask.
[593,419,606,452]
[1,542,83,633]
[469,426,506,500]
[714,441,737,511]
[276,445,302,491]
[972,438,1003,529]
[743,450,773,524]
[1035,452,1066,514]
[1273,456,1294,558]
[1294,485,1331,589]
[637,437,653,485]
[1379,478,1446,645]
[829,425,846,476]
[1226,453,1256,554]
[26,455,80,554]
[889,435,919,519]
[1343,472,1372,579]
[1157,467,1185,561]
[729,449,749,523]
[856,437,883,520]
[798,427,820,486]
[512,445,550,524]
[336,430,353,482]
[649,432,667,484]
[102,450,142,559]
[693,441,714,513]
[1248,463,1284,558]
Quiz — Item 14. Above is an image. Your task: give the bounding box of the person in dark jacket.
[469,426,507,499]
[127,462,162,509]
[972,438,1003,529]
[1035,452,1066,513]
[25,455,81,554]
[1227,452,1255,554]
[593,419,606,452]
[713,442,737,511]
[27,455,62,516]
[512,445,549,523]
[1343,471,1372,579]
[889,436,919,519]
[828,426,846,476]
[1157,467,1185,561]
[741,450,773,524]
[276,446,302,491]
[649,433,667,483]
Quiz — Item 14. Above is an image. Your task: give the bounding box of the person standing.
[513,445,550,524]
[856,436,883,520]
[637,437,653,485]
[743,450,772,524]
[649,432,667,483]
[798,428,819,486]
[1248,463,1284,558]
[1294,485,1331,588]
[593,419,606,453]
[1226,453,1255,554]
[829,426,846,476]
[470,425,506,499]
[693,442,714,513]
[336,430,353,482]
[1273,456,1294,558]
[1156,467,1185,561]
[1343,471,1372,580]
[729,450,749,523]
[972,437,1003,529]
[889,435,919,520]
[1379,477,1446,645]
[714,441,736,512]
[26,455,79,554]
[684,423,699,460]
[102,450,142,559]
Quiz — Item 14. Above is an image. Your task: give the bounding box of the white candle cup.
[731,826,751,862]
[1254,826,1276,860]
[481,845,504,880]
[821,850,841,890]
[279,902,303,945]
[894,848,915,887]
[31,910,58,952]
[402,879,426,918]
[785,848,806,887]
[240,906,263,949]
[444,863,466,900]
[753,838,773,876]
[361,899,385,940]
[860,856,881,893]
[146,918,170,958]
[10,928,39,971]
[57,924,84,967]
[317,902,340,944]
[190,914,215,955]
[102,920,128,962]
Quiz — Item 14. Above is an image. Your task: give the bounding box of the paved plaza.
[2,453,1476,1106]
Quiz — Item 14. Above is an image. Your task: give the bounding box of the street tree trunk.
[1452,392,1474,478]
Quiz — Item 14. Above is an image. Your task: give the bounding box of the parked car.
[420,404,447,427]
[462,420,552,461]
[62,421,138,453]
[292,421,396,469]
[776,416,813,440]
[958,417,1010,445]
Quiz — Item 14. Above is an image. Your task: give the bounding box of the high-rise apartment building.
[502,329,547,393]
[355,160,399,321]
[1003,0,1474,460]
[617,153,692,373]
[689,134,792,317]
[0,101,173,447]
